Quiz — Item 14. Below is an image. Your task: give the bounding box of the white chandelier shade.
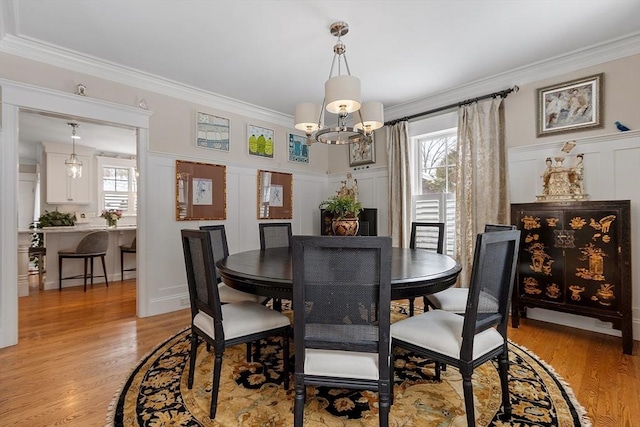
[325,75,361,114]
[294,103,323,133]
[354,101,384,133]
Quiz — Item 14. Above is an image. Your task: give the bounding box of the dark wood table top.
[217,247,462,300]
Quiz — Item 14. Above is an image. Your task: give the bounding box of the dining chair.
[200,225,264,304]
[259,222,292,249]
[181,229,291,419]
[119,236,136,280]
[406,221,445,316]
[58,231,109,291]
[258,222,292,310]
[391,229,521,426]
[291,235,393,427]
[425,224,517,313]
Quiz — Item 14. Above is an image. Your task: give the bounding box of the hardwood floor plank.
[0,283,637,426]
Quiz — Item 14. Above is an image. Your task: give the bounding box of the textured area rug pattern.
[109,308,590,426]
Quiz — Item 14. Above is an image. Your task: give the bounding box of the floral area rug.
[108,305,591,427]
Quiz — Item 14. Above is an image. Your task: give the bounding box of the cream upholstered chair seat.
[391,310,503,360]
[217,283,263,304]
[303,348,382,380]
[193,301,290,340]
[425,287,469,314]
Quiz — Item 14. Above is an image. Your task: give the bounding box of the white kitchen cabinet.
[46,152,92,204]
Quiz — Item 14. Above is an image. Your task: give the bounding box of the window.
[412,127,457,255]
[97,156,137,214]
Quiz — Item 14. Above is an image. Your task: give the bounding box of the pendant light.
[65,122,83,178]
[294,21,384,145]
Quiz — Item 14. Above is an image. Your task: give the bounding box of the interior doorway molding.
[0,79,152,348]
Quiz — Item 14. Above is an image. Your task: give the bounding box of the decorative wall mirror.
[257,170,293,219]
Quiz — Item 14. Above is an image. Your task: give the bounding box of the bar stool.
[58,231,109,291]
[28,246,46,289]
[120,237,136,280]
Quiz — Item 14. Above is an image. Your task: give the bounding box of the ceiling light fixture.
[65,122,83,178]
[294,21,383,145]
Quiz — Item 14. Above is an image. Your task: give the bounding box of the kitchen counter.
[20,224,137,233]
[18,225,137,294]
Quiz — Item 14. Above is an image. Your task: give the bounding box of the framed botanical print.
[537,73,603,136]
[349,135,376,166]
[257,170,293,219]
[176,160,226,220]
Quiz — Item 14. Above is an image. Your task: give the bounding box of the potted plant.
[32,210,76,228]
[319,193,362,236]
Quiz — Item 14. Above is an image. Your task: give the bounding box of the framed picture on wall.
[175,160,226,220]
[349,135,376,166]
[536,73,603,137]
[257,170,293,219]
[288,133,309,164]
[247,124,274,158]
[196,111,230,151]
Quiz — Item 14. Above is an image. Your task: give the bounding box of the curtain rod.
[385,85,519,126]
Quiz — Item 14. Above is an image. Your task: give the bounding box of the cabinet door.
[516,208,566,304]
[563,207,621,312]
[46,153,91,204]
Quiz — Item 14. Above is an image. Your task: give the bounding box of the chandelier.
[65,122,83,178]
[294,21,384,145]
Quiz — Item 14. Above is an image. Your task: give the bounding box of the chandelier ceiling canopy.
[294,21,384,145]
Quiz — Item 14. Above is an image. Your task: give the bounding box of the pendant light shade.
[294,103,323,133]
[65,122,83,178]
[325,75,361,114]
[354,101,384,134]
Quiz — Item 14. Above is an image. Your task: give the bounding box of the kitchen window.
[97,156,137,214]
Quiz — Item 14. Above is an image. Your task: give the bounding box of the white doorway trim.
[0,79,152,348]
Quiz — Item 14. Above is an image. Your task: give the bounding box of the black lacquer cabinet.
[511,200,632,354]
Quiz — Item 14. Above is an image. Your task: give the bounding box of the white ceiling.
[3,0,639,157]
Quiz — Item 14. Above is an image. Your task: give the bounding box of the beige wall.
[1,53,331,174]
[505,54,640,149]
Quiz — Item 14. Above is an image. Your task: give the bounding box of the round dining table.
[217,247,461,301]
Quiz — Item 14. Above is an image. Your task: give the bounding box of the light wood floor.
[0,279,638,427]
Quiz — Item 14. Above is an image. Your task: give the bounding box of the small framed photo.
[537,73,603,137]
[349,135,376,167]
[257,170,293,219]
[247,124,274,158]
[196,111,230,151]
[288,133,309,164]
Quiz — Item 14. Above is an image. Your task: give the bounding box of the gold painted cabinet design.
[511,200,632,354]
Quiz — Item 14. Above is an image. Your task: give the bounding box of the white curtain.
[386,121,412,247]
[455,97,509,286]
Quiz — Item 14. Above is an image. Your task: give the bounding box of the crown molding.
[1,28,638,128]
[0,35,293,128]
[386,32,640,122]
